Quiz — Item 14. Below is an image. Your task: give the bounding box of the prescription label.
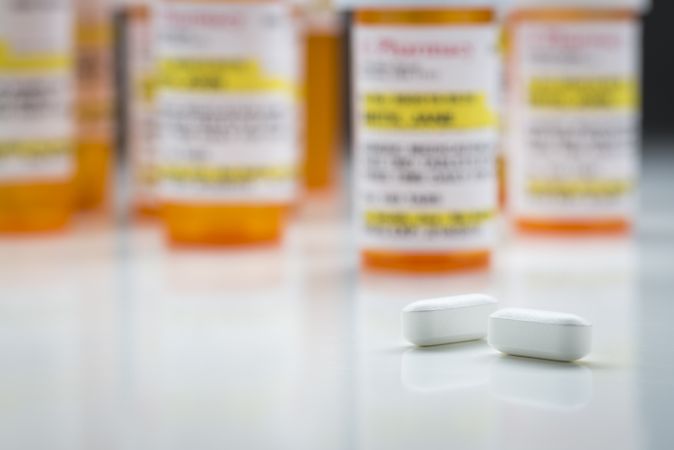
[155,2,300,202]
[363,93,495,131]
[354,25,498,251]
[509,20,640,219]
[0,0,74,182]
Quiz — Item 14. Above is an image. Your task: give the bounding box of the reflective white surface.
[0,150,673,450]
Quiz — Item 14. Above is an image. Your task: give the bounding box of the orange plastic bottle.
[156,0,301,245]
[75,0,115,210]
[0,0,76,232]
[123,1,159,217]
[301,1,343,192]
[506,0,650,234]
[351,1,500,273]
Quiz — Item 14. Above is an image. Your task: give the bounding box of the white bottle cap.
[336,0,500,11]
[507,0,650,13]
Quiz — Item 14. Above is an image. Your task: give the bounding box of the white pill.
[402,294,498,346]
[488,308,592,362]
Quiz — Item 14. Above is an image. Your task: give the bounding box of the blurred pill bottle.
[75,0,116,211]
[155,0,301,246]
[297,0,344,193]
[121,0,158,217]
[344,0,500,273]
[0,0,76,232]
[505,0,650,234]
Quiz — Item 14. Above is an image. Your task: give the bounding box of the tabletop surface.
[1,145,673,450]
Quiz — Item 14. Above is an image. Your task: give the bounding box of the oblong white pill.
[488,308,592,362]
[402,294,498,346]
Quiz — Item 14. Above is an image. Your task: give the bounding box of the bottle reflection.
[637,187,674,450]
[0,234,120,450]
[129,244,303,449]
[0,295,82,450]
[291,237,355,450]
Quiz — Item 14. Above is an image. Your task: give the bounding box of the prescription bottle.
[345,0,500,272]
[75,0,115,210]
[505,0,650,234]
[298,0,344,193]
[156,0,301,246]
[121,0,158,217]
[0,0,76,232]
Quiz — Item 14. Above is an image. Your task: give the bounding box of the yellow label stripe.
[0,41,71,72]
[0,139,72,158]
[529,77,638,109]
[158,59,296,94]
[158,165,297,184]
[365,210,495,230]
[527,179,633,197]
[363,92,496,131]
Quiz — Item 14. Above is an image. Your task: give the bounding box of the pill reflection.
[355,274,495,450]
[490,356,593,411]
